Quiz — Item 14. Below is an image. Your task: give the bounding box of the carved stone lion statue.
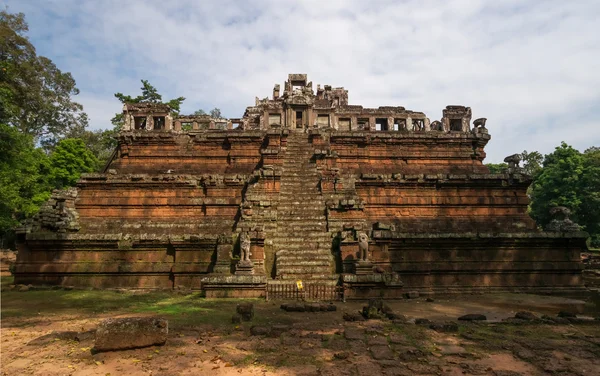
[357,232,369,261]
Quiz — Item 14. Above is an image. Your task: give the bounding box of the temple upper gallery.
[14,74,587,298]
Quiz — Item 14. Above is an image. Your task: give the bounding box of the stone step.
[276,272,338,281]
[270,237,331,243]
[277,259,331,267]
[275,248,332,256]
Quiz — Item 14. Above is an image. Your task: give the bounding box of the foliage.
[209,107,222,119]
[579,147,600,246]
[64,123,117,169]
[486,163,508,173]
[0,10,87,144]
[520,150,544,177]
[193,109,206,116]
[0,124,51,237]
[48,138,99,189]
[530,142,584,227]
[111,80,185,129]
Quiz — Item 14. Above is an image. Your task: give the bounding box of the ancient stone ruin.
[14,74,588,298]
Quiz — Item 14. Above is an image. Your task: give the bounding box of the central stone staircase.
[272,132,336,283]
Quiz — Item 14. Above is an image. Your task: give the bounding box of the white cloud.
[4,0,599,161]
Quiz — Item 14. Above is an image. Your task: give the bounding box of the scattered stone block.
[94,317,168,352]
[429,321,458,333]
[343,312,365,322]
[18,285,29,292]
[370,345,395,360]
[515,311,537,321]
[250,326,270,336]
[557,311,577,318]
[415,318,433,325]
[236,302,254,321]
[268,324,290,337]
[333,351,349,360]
[367,336,388,346]
[405,291,419,299]
[458,314,487,321]
[344,328,365,341]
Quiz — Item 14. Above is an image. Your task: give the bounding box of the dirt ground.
[2,278,600,376]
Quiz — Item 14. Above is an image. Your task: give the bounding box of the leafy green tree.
[209,108,222,119]
[193,109,206,116]
[111,80,185,129]
[486,163,508,173]
[64,122,117,170]
[0,124,51,242]
[48,138,99,188]
[579,147,600,247]
[520,150,544,177]
[0,10,87,143]
[530,142,584,228]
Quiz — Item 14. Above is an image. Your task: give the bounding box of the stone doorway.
[295,110,304,129]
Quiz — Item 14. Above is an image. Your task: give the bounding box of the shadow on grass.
[1,288,261,329]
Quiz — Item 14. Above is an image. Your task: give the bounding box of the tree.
[0,10,87,143]
[0,124,51,243]
[48,138,99,189]
[579,147,600,247]
[520,150,544,177]
[64,122,117,170]
[486,163,508,173]
[193,109,206,116]
[209,108,222,119]
[111,80,185,129]
[529,142,584,228]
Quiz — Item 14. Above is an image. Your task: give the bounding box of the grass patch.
[0,288,261,328]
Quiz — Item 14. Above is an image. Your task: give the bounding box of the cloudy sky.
[4,0,599,162]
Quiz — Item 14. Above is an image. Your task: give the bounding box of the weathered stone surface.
[429,321,459,332]
[94,317,167,352]
[236,302,254,321]
[344,328,365,341]
[405,291,419,299]
[250,326,270,336]
[514,311,537,321]
[370,345,395,360]
[458,314,487,321]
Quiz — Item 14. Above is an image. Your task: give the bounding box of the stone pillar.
[174,120,181,131]
[387,117,394,131]
[146,115,153,130]
[123,114,132,131]
[406,117,413,131]
[424,117,431,132]
[213,235,233,274]
[462,118,470,132]
[192,121,198,130]
[351,116,357,130]
[369,117,375,131]
[442,117,450,132]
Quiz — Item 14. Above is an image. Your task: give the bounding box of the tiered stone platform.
[13,74,587,297]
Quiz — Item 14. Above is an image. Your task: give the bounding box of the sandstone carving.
[504,153,522,173]
[546,206,581,232]
[240,232,251,262]
[357,232,369,261]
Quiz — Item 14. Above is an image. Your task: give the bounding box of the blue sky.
[3,0,599,162]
